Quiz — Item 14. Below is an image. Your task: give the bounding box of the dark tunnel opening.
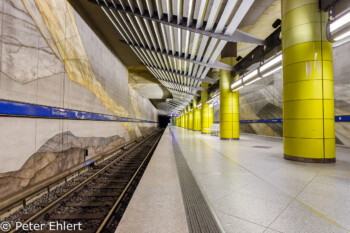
[158,115,170,128]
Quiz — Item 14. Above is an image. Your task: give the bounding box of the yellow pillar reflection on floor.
[181,111,185,128]
[201,83,213,133]
[196,107,202,131]
[220,57,239,140]
[282,0,335,163]
[193,98,201,131]
[188,105,193,130]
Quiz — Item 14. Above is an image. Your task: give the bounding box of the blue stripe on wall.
[0,100,157,123]
[335,115,350,122]
[240,119,283,123]
[215,116,350,124]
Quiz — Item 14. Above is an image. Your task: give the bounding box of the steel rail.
[96,130,163,232]
[0,131,148,215]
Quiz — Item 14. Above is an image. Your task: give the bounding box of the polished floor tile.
[216,211,267,233]
[170,127,350,233]
[269,201,348,233]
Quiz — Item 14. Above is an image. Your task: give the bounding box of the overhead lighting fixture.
[329,11,350,32]
[327,8,350,43]
[334,31,350,41]
[242,73,260,83]
[232,85,245,92]
[231,80,242,89]
[262,66,282,78]
[244,77,261,85]
[260,54,282,72]
[243,69,258,81]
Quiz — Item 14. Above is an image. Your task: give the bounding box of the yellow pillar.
[179,112,181,127]
[193,98,201,131]
[188,105,193,130]
[196,108,202,131]
[220,57,239,140]
[201,83,213,133]
[282,0,335,163]
[185,109,188,129]
[181,110,185,128]
[181,111,185,128]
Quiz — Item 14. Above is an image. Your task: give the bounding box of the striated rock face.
[138,126,157,135]
[0,132,126,200]
[38,131,125,154]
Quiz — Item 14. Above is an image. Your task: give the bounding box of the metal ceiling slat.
[166,0,173,22]
[130,4,171,82]
[154,0,163,19]
[207,0,256,64]
[169,26,180,83]
[126,0,174,84]
[160,24,169,52]
[183,0,195,87]
[103,7,134,43]
[98,0,257,113]
[101,5,159,82]
[123,41,234,69]
[118,0,147,46]
[145,0,175,84]
[134,17,152,48]
[125,15,147,45]
[152,22,164,51]
[198,0,256,83]
[190,0,222,80]
[102,1,180,103]
[176,0,183,86]
[194,0,239,86]
[188,0,208,86]
[140,63,216,82]
[112,11,140,45]
[165,1,181,84]
[95,0,265,44]
[201,0,238,63]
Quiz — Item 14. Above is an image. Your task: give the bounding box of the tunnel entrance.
[158,115,170,128]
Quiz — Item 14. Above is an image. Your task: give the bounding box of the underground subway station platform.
[1,0,350,232]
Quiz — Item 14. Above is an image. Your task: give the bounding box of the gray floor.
[170,126,350,233]
[116,128,189,233]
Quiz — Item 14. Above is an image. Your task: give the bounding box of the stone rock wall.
[0,132,126,200]
[0,0,158,201]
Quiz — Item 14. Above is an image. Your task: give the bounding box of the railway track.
[3,129,163,233]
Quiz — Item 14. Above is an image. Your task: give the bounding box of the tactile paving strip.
[170,129,224,233]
